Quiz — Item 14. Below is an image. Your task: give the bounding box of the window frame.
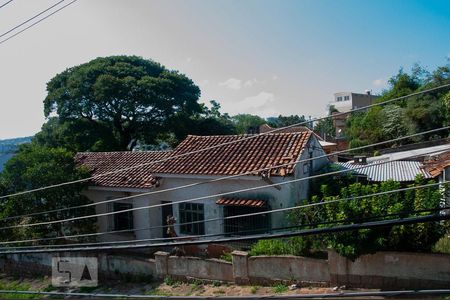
[179,203,205,235]
[113,202,134,231]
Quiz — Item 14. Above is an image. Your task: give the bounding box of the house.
[75,132,328,242]
[329,91,380,150]
[330,91,380,113]
[253,124,337,157]
[422,151,450,214]
[335,144,450,183]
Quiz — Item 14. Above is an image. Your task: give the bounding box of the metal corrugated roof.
[335,161,432,182]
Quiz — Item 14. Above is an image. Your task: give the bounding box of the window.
[113,203,133,231]
[336,96,343,102]
[179,203,205,235]
[344,95,350,101]
[224,205,270,236]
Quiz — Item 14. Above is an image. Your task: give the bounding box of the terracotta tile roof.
[75,151,171,189]
[259,124,324,141]
[216,197,266,208]
[153,132,312,176]
[422,151,450,178]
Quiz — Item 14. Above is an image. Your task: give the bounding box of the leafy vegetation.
[433,237,450,254]
[271,283,288,294]
[249,237,316,257]
[0,144,95,243]
[345,63,450,151]
[288,175,446,259]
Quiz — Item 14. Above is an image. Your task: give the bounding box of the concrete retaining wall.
[328,251,450,289]
[2,250,449,289]
[0,252,156,281]
[248,255,330,284]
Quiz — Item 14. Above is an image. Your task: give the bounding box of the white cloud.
[243,78,258,87]
[219,77,261,90]
[186,57,192,63]
[447,53,450,59]
[219,78,243,90]
[372,78,386,87]
[236,91,279,117]
[272,75,278,80]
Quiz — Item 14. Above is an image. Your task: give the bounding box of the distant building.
[329,91,380,148]
[330,91,379,113]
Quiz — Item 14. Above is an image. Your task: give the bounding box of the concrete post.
[154,251,169,279]
[232,250,249,284]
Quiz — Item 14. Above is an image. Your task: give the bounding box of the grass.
[271,283,288,294]
[0,279,39,299]
[163,276,181,287]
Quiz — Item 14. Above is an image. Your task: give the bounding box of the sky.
[0,0,449,140]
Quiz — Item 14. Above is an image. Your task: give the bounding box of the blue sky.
[0,0,449,139]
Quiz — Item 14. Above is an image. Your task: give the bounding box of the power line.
[0,181,445,247]
[5,205,449,251]
[1,125,447,224]
[0,83,448,201]
[0,0,78,45]
[0,0,65,38]
[0,0,13,9]
[0,145,446,232]
[0,212,447,254]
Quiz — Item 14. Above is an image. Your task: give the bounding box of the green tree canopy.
[345,63,450,150]
[0,144,95,243]
[43,55,202,149]
[231,114,266,134]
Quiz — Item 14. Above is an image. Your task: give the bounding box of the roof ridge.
[76,150,171,155]
[185,132,311,138]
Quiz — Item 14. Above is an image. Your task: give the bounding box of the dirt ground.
[0,273,356,298]
[3,273,446,299]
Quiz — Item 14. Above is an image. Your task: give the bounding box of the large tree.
[44,55,202,150]
[0,144,95,243]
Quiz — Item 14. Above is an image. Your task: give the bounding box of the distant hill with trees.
[0,136,32,172]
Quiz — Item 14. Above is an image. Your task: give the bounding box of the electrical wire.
[0,212,447,254]
[0,0,65,38]
[5,204,449,251]
[0,181,445,247]
[0,0,78,45]
[0,83,448,201]
[0,145,445,232]
[0,0,13,9]
[1,125,447,224]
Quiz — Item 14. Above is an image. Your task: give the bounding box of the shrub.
[249,237,312,256]
[433,236,450,254]
[272,283,288,294]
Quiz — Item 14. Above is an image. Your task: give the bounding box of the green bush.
[433,236,450,254]
[249,237,312,256]
[289,176,445,260]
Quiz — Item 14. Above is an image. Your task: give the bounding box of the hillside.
[0,136,32,172]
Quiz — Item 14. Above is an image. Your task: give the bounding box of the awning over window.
[216,197,266,208]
